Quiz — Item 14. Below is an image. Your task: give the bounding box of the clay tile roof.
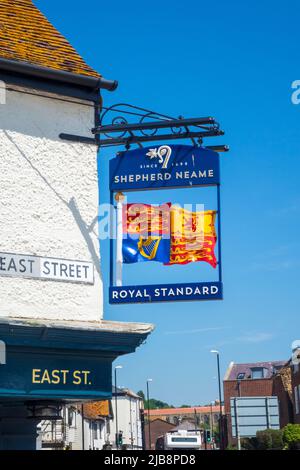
[146,406,223,416]
[0,0,100,77]
[81,401,111,420]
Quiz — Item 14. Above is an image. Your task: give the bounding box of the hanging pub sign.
[109,144,223,304]
[110,144,220,190]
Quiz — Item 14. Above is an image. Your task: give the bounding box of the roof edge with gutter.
[0,57,118,102]
[0,317,154,355]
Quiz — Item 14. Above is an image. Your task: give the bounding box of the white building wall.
[111,394,143,449]
[0,85,102,321]
[71,409,107,450]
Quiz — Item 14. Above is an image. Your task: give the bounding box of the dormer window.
[251,367,265,379]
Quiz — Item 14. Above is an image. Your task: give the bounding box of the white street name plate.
[0,252,94,285]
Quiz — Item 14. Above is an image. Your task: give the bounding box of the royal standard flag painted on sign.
[122,203,217,268]
[165,206,217,268]
[122,203,171,264]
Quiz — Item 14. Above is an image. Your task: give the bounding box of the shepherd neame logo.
[0,252,94,285]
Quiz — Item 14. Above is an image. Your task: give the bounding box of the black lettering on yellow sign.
[32,369,92,385]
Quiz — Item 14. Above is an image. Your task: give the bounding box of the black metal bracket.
[59,102,229,151]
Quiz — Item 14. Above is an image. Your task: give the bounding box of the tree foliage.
[241,429,283,450]
[282,424,300,449]
[136,390,145,401]
[144,398,173,410]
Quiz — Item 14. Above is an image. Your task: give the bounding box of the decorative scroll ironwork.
[93,103,226,149]
[59,102,228,152]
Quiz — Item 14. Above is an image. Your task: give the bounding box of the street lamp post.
[146,379,152,450]
[210,401,214,447]
[114,365,122,449]
[211,350,224,450]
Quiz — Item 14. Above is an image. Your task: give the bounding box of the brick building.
[223,360,287,446]
[292,362,300,424]
[145,405,222,428]
[272,362,293,427]
[144,418,174,450]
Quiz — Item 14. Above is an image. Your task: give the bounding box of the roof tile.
[80,401,111,420]
[145,405,223,416]
[0,0,100,77]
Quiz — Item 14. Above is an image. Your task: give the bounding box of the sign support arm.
[115,193,124,287]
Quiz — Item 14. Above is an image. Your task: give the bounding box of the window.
[92,421,98,440]
[237,373,245,380]
[68,409,76,427]
[251,367,264,379]
[171,437,198,443]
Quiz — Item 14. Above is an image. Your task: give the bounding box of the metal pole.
[147,381,151,450]
[115,192,124,287]
[216,353,224,450]
[110,191,114,287]
[234,398,241,451]
[141,408,146,450]
[266,397,270,429]
[81,404,85,451]
[210,403,213,448]
[130,396,134,449]
[115,368,119,449]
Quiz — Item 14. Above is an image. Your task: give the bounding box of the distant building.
[292,360,300,424]
[144,418,174,450]
[223,360,288,446]
[110,387,144,450]
[272,362,293,427]
[41,401,112,450]
[144,405,222,429]
[41,387,144,450]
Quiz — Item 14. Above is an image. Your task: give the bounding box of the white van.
[163,430,202,450]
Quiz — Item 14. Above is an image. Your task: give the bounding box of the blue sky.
[35,0,300,405]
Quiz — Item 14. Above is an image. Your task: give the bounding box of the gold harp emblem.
[138,236,161,260]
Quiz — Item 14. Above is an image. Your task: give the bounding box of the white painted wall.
[111,393,143,449]
[41,408,108,450]
[0,85,102,321]
[69,409,107,450]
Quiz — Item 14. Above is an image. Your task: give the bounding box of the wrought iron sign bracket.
[59,103,229,152]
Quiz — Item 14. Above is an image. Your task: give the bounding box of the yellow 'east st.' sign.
[32,369,92,385]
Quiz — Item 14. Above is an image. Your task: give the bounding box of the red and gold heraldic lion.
[166,206,217,268]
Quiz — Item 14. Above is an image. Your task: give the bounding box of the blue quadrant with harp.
[122,203,171,264]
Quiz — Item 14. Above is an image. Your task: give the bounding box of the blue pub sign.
[0,349,111,400]
[0,320,149,400]
[109,144,223,304]
[110,144,220,191]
